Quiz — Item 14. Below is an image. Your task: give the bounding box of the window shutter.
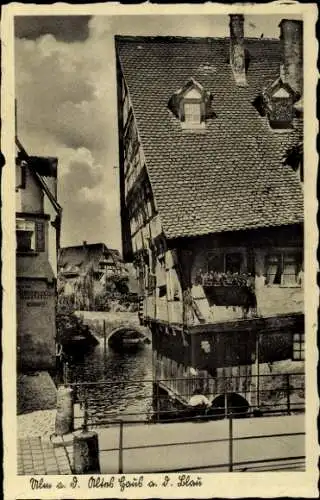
[180,101,185,122]
[35,221,45,252]
[200,101,206,122]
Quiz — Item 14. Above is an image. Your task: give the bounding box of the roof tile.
[116,36,303,239]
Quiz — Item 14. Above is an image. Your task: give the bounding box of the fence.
[69,371,304,428]
[62,372,305,473]
[69,410,305,473]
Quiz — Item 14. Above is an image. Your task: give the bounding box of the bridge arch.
[108,326,151,349]
[210,392,250,418]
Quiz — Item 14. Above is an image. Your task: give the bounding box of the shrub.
[56,302,90,344]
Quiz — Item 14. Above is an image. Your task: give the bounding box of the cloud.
[15,33,114,153]
[15,23,121,249]
[15,15,92,42]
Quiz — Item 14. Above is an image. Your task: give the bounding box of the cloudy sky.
[14,12,302,252]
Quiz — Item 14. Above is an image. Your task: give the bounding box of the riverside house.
[16,137,62,372]
[16,137,62,412]
[115,16,304,412]
[58,242,128,310]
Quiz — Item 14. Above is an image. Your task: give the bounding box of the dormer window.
[184,100,201,126]
[256,77,299,130]
[267,87,294,129]
[168,78,215,130]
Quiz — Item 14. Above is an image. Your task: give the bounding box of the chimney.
[229,14,247,87]
[279,19,303,95]
[83,240,87,246]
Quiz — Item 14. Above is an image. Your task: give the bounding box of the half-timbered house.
[116,16,304,412]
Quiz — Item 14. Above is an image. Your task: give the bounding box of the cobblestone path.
[17,436,72,475]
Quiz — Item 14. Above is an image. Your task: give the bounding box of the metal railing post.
[224,392,228,419]
[156,382,160,422]
[118,419,124,474]
[228,413,233,472]
[103,320,107,355]
[286,373,291,415]
[256,332,260,409]
[83,396,88,431]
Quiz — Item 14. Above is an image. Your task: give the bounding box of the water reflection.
[68,341,153,423]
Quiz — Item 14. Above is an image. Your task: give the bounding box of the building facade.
[16,138,62,372]
[116,17,304,411]
[58,242,129,310]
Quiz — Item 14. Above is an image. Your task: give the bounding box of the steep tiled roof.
[116,36,303,239]
[58,243,118,274]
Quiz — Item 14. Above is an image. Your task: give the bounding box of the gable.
[272,87,291,98]
[184,86,202,99]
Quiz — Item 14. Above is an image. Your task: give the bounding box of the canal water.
[67,339,153,424]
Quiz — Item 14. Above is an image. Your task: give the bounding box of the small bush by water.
[56,303,98,353]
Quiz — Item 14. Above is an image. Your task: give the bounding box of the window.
[225,253,242,274]
[265,251,302,286]
[184,101,201,124]
[260,78,296,130]
[265,254,282,284]
[268,95,293,130]
[16,219,35,252]
[293,332,304,361]
[207,251,242,274]
[168,78,213,129]
[16,218,45,253]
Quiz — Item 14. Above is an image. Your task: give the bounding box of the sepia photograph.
[1,3,318,499]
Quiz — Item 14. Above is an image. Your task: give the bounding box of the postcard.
[1,2,318,498]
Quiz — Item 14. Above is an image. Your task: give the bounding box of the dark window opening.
[16,230,34,252]
[207,252,243,274]
[225,253,242,274]
[16,219,45,253]
[158,285,167,297]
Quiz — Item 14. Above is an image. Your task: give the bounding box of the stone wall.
[17,279,56,371]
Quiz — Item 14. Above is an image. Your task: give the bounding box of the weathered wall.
[151,316,304,405]
[43,196,58,277]
[18,166,44,213]
[257,286,303,316]
[17,279,56,371]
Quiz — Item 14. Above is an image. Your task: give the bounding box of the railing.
[70,409,304,473]
[69,372,304,428]
[63,372,305,474]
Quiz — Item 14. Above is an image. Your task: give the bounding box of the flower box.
[203,284,255,307]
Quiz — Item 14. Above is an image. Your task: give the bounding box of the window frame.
[183,98,202,125]
[16,218,45,254]
[292,332,305,361]
[265,249,303,287]
[16,218,36,253]
[206,250,244,274]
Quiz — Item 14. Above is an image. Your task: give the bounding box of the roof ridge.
[115,35,279,43]
[60,243,105,250]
